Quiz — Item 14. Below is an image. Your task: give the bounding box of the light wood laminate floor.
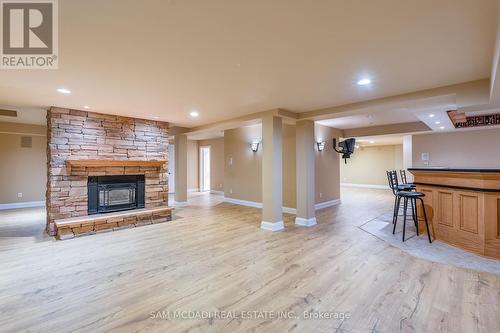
[0,189,499,333]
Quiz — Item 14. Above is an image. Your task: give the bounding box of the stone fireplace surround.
[46,107,171,239]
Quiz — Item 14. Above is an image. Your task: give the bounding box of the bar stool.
[393,190,432,243]
[386,170,415,225]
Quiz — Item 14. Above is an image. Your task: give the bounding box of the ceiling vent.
[0,109,17,117]
[21,136,32,148]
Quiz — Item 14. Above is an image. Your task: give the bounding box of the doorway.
[199,146,211,192]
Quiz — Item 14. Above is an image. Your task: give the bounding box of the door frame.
[199,145,211,192]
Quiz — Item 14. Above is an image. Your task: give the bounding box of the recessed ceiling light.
[153,116,159,120]
[429,114,435,118]
[369,140,375,144]
[57,88,71,94]
[439,126,445,130]
[435,121,440,125]
[83,106,90,109]
[357,78,371,86]
[190,111,199,118]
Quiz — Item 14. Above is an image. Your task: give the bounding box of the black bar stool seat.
[397,190,422,198]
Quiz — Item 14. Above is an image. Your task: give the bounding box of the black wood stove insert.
[88,175,145,214]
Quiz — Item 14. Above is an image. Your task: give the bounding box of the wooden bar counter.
[408,168,500,259]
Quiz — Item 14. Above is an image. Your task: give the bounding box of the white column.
[174,134,188,206]
[403,135,413,182]
[261,115,284,231]
[295,120,317,226]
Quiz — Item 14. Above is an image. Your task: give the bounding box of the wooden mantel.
[65,159,166,168]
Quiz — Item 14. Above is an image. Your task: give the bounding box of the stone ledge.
[55,207,173,240]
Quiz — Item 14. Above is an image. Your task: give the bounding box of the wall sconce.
[251,141,260,152]
[316,141,326,151]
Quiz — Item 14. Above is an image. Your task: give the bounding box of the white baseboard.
[261,221,284,231]
[0,200,45,210]
[224,197,261,208]
[173,201,188,207]
[314,199,341,210]
[210,190,224,195]
[341,183,389,190]
[295,217,317,227]
[169,188,201,194]
[224,197,340,214]
[224,197,296,214]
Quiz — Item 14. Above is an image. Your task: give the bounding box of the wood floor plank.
[0,189,498,333]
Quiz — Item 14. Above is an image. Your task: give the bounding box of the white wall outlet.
[219,183,223,188]
[421,152,429,161]
[17,192,23,198]
[229,157,233,166]
[229,188,233,194]
[319,192,323,198]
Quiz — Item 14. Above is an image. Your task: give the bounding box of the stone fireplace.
[46,107,172,239]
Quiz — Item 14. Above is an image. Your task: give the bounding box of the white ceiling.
[317,109,419,129]
[316,93,459,129]
[0,0,497,127]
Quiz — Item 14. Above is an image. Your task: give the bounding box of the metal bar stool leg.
[418,197,432,243]
[392,196,398,224]
[402,197,408,242]
[412,198,419,236]
[409,197,414,218]
[393,196,401,234]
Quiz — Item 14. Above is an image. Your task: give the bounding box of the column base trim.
[260,221,284,231]
[173,201,188,207]
[295,217,317,227]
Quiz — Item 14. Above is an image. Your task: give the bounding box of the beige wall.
[224,125,262,203]
[187,139,199,190]
[224,123,341,208]
[0,122,47,204]
[198,137,224,192]
[340,144,403,186]
[412,128,500,168]
[315,124,342,203]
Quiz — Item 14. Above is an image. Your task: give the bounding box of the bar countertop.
[408,167,500,173]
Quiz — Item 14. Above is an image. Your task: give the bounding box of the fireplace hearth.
[88,175,145,214]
